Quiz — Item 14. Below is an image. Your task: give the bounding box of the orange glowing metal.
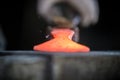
[33,28,90,52]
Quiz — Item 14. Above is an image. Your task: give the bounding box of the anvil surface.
[0,51,120,56]
[0,51,120,80]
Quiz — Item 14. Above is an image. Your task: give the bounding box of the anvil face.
[0,51,120,80]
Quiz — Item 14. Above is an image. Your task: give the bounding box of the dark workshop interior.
[0,1,120,80]
[0,0,120,51]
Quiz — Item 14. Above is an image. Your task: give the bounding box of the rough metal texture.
[0,51,120,80]
[53,56,120,80]
[0,55,46,80]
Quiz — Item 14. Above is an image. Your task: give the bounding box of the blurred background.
[0,0,120,51]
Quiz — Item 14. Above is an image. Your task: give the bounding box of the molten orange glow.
[33,28,90,52]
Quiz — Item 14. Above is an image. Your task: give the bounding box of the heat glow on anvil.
[33,28,90,52]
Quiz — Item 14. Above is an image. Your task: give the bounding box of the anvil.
[0,51,120,80]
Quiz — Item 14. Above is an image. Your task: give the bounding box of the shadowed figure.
[0,25,6,51]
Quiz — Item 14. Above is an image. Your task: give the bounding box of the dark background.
[0,0,120,51]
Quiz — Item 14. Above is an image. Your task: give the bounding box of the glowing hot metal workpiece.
[33,28,90,52]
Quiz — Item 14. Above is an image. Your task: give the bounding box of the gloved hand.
[37,0,99,27]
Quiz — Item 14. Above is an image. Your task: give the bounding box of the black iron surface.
[0,51,120,80]
[0,51,120,56]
